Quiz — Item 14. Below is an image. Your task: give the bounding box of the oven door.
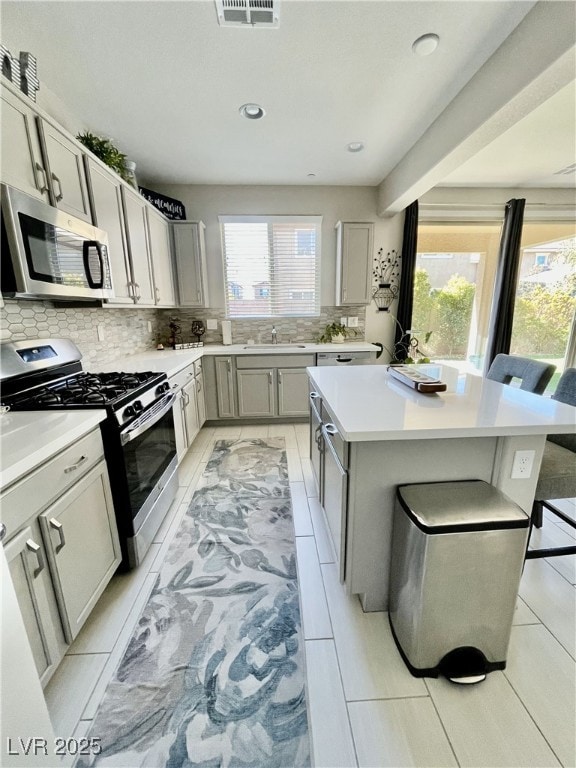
[120,393,177,528]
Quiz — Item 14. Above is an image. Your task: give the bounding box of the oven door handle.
[120,393,176,445]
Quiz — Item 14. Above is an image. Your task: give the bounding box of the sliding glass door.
[413,222,503,372]
[509,223,576,393]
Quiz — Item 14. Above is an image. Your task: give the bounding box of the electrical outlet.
[147,321,153,333]
[511,450,535,479]
[97,324,106,342]
[347,316,359,328]
[340,317,348,326]
[207,319,218,330]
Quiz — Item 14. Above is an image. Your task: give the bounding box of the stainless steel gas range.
[0,338,178,569]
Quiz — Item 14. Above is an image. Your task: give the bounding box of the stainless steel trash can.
[389,480,529,684]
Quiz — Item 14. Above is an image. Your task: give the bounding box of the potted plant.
[383,317,433,363]
[317,322,358,344]
[76,131,132,183]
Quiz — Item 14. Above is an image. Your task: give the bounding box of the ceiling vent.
[215,0,279,27]
[554,163,576,176]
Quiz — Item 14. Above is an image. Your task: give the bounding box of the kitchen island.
[307,365,576,611]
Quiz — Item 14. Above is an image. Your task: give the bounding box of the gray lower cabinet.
[277,368,310,417]
[169,360,207,463]
[237,369,275,417]
[1,428,121,686]
[215,356,237,418]
[39,460,120,643]
[4,522,67,687]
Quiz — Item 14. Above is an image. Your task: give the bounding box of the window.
[220,215,322,317]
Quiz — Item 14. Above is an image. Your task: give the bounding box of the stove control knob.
[133,400,143,414]
[156,382,169,396]
[123,405,135,420]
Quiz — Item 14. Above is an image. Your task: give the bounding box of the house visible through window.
[219,215,322,317]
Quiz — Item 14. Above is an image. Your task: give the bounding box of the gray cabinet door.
[309,394,323,500]
[146,208,176,306]
[182,377,200,446]
[4,523,66,687]
[86,157,133,303]
[195,368,207,428]
[336,221,374,305]
[39,461,121,642]
[237,369,275,417]
[173,222,209,307]
[0,84,48,202]
[38,118,92,222]
[122,186,155,306]
[277,368,309,416]
[322,428,348,582]
[215,357,237,418]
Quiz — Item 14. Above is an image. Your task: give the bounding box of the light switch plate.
[347,316,359,328]
[340,317,348,326]
[207,319,218,330]
[97,324,106,342]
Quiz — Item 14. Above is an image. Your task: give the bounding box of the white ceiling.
[1,0,575,192]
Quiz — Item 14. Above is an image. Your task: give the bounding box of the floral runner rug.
[79,438,310,768]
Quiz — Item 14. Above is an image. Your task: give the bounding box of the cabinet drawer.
[236,354,315,369]
[0,428,104,536]
[169,361,196,391]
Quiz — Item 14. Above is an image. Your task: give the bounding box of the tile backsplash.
[0,299,365,366]
[157,307,366,346]
[0,299,159,367]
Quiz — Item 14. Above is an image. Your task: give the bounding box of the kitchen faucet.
[271,326,277,344]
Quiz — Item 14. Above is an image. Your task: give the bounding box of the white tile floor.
[45,425,576,768]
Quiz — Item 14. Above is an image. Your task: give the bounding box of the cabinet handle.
[133,283,141,302]
[0,523,6,542]
[196,377,201,393]
[34,162,49,194]
[64,455,88,474]
[26,539,45,577]
[49,518,66,553]
[269,371,273,383]
[51,172,64,202]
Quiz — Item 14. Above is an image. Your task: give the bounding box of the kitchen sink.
[242,344,307,349]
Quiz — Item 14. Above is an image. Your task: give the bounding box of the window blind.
[219,215,322,318]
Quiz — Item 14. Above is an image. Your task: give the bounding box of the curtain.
[394,200,419,358]
[484,198,526,370]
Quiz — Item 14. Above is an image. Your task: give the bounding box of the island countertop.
[307,365,576,442]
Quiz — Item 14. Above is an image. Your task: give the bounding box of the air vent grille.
[215,0,279,27]
[554,163,576,176]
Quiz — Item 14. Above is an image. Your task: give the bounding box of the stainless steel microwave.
[1,184,113,301]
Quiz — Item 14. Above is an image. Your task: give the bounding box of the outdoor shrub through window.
[220,215,322,318]
[413,221,576,387]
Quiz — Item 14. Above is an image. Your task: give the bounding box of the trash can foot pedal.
[448,673,486,685]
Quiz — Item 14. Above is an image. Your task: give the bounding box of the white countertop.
[93,342,378,379]
[308,365,576,442]
[0,410,107,490]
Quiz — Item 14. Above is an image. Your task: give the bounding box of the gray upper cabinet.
[121,186,155,306]
[173,221,209,307]
[335,221,374,305]
[85,156,133,304]
[0,83,48,202]
[146,208,176,307]
[1,81,91,222]
[36,117,92,222]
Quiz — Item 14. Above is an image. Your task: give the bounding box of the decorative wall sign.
[372,248,400,311]
[138,187,186,220]
[1,45,40,101]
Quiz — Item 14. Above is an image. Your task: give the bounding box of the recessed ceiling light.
[412,33,439,56]
[307,173,316,178]
[239,103,266,120]
[347,142,365,153]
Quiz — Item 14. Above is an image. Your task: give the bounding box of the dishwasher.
[316,349,377,365]
[321,419,349,582]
